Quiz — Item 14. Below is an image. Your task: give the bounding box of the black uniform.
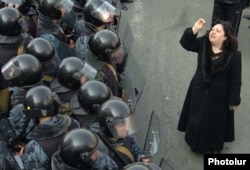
[211,0,243,36]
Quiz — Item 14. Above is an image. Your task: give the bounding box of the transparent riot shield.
[122,67,136,112]
[118,14,134,52]
[121,52,145,112]
[159,158,174,170]
[143,111,161,158]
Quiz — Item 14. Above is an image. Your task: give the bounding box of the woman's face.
[209,24,227,46]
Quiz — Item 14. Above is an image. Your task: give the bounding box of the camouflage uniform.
[0,103,36,141]
[22,140,50,170]
[22,115,80,169]
[0,140,22,170]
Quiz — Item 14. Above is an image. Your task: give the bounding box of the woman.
[177,18,242,154]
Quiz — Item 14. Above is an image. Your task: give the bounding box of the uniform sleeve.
[128,135,146,161]
[22,140,50,170]
[228,51,242,106]
[8,104,37,139]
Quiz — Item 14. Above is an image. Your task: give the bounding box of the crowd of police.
[0,0,162,169]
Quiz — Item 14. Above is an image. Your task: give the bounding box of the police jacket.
[26,115,80,159]
[0,33,32,90]
[85,52,121,97]
[36,14,68,44]
[74,21,97,41]
[97,134,136,169]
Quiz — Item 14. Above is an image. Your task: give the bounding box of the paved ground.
[118,0,250,170]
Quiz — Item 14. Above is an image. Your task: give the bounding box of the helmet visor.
[109,44,125,64]
[80,135,100,166]
[1,58,21,80]
[56,0,74,14]
[2,0,22,5]
[72,62,97,81]
[80,62,97,80]
[108,115,137,138]
[93,1,116,23]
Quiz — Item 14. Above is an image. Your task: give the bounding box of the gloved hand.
[10,87,26,106]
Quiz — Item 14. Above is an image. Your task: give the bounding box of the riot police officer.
[2,54,43,106]
[97,99,149,169]
[0,55,41,170]
[123,162,162,170]
[75,0,120,58]
[50,56,99,116]
[0,7,32,114]
[70,80,112,127]
[51,56,97,103]
[36,0,76,60]
[1,0,38,37]
[0,54,42,145]
[24,37,60,86]
[51,128,118,170]
[18,85,80,169]
[83,29,127,97]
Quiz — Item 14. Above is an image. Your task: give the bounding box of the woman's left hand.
[230,105,239,111]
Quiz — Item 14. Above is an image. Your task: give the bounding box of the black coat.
[177,28,242,153]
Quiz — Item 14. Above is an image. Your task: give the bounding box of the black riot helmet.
[75,0,87,7]
[83,0,116,26]
[57,57,97,90]
[1,54,42,88]
[24,38,55,64]
[88,29,125,64]
[70,80,112,115]
[123,162,162,170]
[23,85,59,118]
[98,99,137,138]
[38,0,74,19]
[59,128,99,169]
[0,7,23,36]
[2,0,32,14]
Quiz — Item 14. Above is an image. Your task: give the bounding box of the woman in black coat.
[177,18,242,154]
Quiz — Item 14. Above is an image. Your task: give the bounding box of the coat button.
[196,86,199,89]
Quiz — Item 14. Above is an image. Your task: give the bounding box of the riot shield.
[121,67,136,112]
[118,14,144,109]
[159,158,174,170]
[121,52,145,111]
[143,111,161,158]
[118,14,134,52]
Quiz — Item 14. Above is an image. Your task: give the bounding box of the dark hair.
[206,20,238,51]
[202,20,238,83]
